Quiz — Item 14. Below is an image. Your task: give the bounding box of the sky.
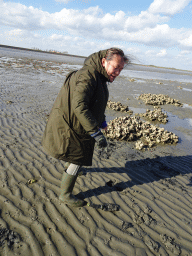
[0,0,192,71]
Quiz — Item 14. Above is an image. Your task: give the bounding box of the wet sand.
[0,51,192,255]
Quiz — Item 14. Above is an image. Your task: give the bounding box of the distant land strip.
[0,44,86,59]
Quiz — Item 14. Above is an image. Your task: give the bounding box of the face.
[102,54,125,82]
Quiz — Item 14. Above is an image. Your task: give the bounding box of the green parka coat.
[42,49,110,166]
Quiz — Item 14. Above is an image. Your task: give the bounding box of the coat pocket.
[80,134,95,163]
[65,129,84,158]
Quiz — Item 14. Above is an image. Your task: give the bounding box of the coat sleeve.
[71,72,99,135]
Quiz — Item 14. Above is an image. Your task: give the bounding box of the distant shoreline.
[0,44,86,59]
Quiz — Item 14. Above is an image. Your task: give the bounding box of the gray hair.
[105,48,131,65]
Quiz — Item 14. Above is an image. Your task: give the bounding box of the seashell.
[27,179,38,185]
[135,141,144,150]
[129,78,136,82]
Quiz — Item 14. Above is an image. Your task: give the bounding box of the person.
[42,47,130,207]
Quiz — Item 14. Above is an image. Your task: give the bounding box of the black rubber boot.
[59,171,85,207]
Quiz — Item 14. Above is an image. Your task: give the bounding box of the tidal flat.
[0,46,192,255]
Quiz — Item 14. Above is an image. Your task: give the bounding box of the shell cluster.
[138,93,183,107]
[107,100,133,114]
[104,116,178,150]
[139,107,168,123]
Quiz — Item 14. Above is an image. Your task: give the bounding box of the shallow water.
[183,103,192,109]
[122,69,192,83]
[182,88,192,92]
[0,46,85,65]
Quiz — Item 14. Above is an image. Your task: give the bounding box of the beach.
[0,46,192,255]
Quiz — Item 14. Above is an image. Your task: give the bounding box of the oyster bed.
[138,107,168,123]
[138,93,183,106]
[107,100,133,114]
[104,116,178,150]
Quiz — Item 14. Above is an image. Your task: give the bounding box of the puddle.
[182,88,192,92]
[129,107,146,114]
[132,94,140,99]
[61,63,82,70]
[159,114,192,142]
[187,118,192,126]
[136,79,146,83]
[163,113,192,129]
[183,104,192,109]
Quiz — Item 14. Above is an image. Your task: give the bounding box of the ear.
[101,58,106,68]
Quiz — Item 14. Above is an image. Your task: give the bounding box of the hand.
[91,130,107,148]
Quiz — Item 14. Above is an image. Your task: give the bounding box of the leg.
[59,163,85,207]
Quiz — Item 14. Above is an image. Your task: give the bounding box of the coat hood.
[84,49,110,82]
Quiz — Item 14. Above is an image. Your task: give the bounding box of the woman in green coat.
[42,48,129,207]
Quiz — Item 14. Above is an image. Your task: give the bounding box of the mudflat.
[0,49,192,255]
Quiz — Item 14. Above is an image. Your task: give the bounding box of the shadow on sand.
[76,154,192,199]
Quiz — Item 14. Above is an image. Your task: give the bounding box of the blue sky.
[0,0,192,70]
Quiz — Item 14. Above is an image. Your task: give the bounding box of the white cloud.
[179,50,191,55]
[124,11,168,32]
[7,29,24,36]
[146,50,157,55]
[157,49,167,57]
[126,47,142,54]
[1,1,190,50]
[98,24,187,49]
[50,34,66,41]
[6,28,34,39]
[148,0,192,15]
[0,2,49,30]
[179,34,192,48]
